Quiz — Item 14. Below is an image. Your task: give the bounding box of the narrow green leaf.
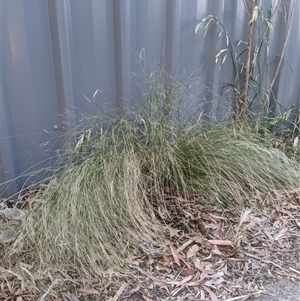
[222,54,227,64]
[281,5,287,22]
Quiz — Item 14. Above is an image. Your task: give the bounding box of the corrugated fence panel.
[1,0,62,197]
[275,1,300,112]
[1,0,299,198]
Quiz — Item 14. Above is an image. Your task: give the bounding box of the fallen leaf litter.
[1,187,300,300]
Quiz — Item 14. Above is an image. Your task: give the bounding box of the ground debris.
[1,188,300,300]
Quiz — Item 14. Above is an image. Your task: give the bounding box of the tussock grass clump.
[7,69,300,274]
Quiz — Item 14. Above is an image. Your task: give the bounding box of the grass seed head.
[4,67,300,275]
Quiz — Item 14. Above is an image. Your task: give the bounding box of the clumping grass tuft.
[6,68,300,274]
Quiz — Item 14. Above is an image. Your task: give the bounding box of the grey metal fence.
[1,0,299,198]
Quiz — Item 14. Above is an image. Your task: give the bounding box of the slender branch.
[250,0,282,74]
[259,0,296,117]
[245,252,282,269]
[243,0,251,15]
[267,0,295,98]
[237,0,256,120]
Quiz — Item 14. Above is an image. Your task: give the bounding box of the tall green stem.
[236,0,256,120]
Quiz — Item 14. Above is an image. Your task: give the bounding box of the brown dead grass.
[1,187,300,300]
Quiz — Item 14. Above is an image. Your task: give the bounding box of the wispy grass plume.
[5,67,300,275]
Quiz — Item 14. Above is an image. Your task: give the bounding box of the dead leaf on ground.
[208,239,233,246]
[186,244,200,258]
[112,282,127,301]
[176,275,194,287]
[271,209,280,218]
[181,267,196,277]
[176,238,194,253]
[202,285,218,301]
[77,287,100,295]
[162,255,171,266]
[199,289,205,300]
[170,244,181,266]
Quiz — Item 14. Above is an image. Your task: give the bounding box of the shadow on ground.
[256,279,300,301]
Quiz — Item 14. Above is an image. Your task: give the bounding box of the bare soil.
[256,279,300,301]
